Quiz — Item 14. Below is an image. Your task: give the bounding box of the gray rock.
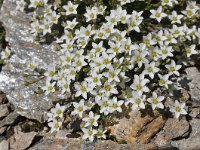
[0,111,19,128]
[0,92,7,104]
[0,137,8,150]
[171,118,200,150]
[185,67,200,104]
[0,104,9,118]
[163,117,189,140]
[0,126,7,134]
[9,125,37,150]
[189,107,200,118]
[29,133,155,150]
[0,0,60,122]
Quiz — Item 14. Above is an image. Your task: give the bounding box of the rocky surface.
[29,131,156,150]
[0,0,59,122]
[0,137,9,150]
[0,0,200,150]
[185,67,200,105]
[108,110,166,144]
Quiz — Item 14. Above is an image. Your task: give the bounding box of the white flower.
[98,97,111,115]
[143,33,157,47]
[82,127,97,141]
[47,11,60,24]
[42,79,56,95]
[168,11,183,24]
[63,1,78,16]
[165,60,182,76]
[149,46,162,61]
[143,61,159,79]
[132,50,149,68]
[97,128,107,139]
[118,6,131,24]
[127,16,142,32]
[29,0,41,8]
[105,11,119,26]
[103,66,121,83]
[147,92,164,110]
[170,100,187,118]
[1,47,11,60]
[109,97,124,113]
[127,11,143,32]
[164,29,177,45]
[130,74,149,96]
[97,5,107,15]
[158,74,172,89]
[99,52,114,70]
[50,103,66,118]
[84,6,98,22]
[170,25,184,38]
[120,0,134,5]
[160,45,174,60]
[16,0,26,12]
[48,119,62,133]
[185,44,198,57]
[73,57,87,71]
[154,30,167,45]
[107,41,121,56]
[82,111,100,127]
[47,112,54,122]
[131,93,146,110]
[41,19,52,35]
[75,25,94,40]
[74,81,92,99]
[85,71,102,88]
[99,81,118,96]
[30,20,41,35]
[161,0,174,7]
[182,1,198,19]
[44,5,53,15]
[150,6,167,22]
[44,65,56,79]
[186,25,198,41]
[120,37,135,55]
[71,99,88,118]
[101,23,115,38]
[65,18,78,30]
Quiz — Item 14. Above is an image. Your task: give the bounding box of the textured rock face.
[29,131,156,150]
[185,67,200,104]
[108,110,166,144]
[9,126,37,150]
[171,118,200,150]
[0,0,59,122]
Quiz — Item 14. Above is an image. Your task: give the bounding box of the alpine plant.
[12,0,200,141]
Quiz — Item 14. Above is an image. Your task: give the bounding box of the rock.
[0,92,7,104]
[185,67,200,104]
[0,126,7,134]
[152,117,190,148]
[29,132,156,150]
[0,137,9,150]
[0,0,60,122]
[189,107,200,118]
[137,116,166,144]
[108,110,166,144]
[0,111,19,128]
[171,118,200,150]
[9,125,37,150]
[0,104,9,118]
[163,117,189,140]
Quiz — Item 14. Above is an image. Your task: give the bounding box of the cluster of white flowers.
[15,0,199,141]
[47,103,66,133]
